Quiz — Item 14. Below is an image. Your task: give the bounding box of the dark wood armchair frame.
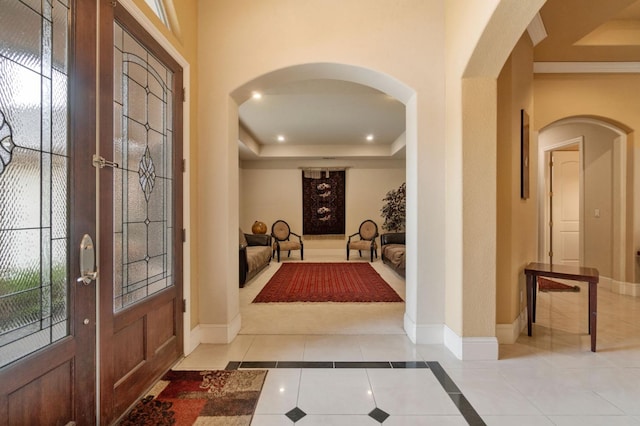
[271,220,304,262]
[346,219,379,262]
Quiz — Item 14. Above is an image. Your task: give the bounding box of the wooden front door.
[0,0,97,424]
[98,3,183,423]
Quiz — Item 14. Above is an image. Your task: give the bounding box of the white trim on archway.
[230,62,421,342]
[537,117,632,295]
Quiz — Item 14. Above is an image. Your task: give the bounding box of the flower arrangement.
[380,182,406,232]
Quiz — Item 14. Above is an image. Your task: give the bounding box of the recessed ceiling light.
[366,134,374,142]
[251,91,262,100]
[277,135,285,142]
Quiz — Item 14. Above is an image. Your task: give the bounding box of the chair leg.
[287,250,291,258]
[370,247,374,262]
[301,247,304,260]
[277,248,281,262]
[346,245,350,260]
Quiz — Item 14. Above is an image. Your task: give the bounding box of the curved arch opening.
[231,62,418,336]
[537,116,631,289]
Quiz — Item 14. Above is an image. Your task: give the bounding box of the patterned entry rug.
[119,369,267,425]
[253,262,403,303]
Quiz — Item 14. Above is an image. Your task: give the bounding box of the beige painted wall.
[496,34,536,326]
[126,0,566,357]
[198,0,447,340]
[534,74,639,283]
[239,164,405,250]
[134,0,553,354]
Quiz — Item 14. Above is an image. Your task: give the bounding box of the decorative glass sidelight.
[0,0,70,368]
[113,22,174,311]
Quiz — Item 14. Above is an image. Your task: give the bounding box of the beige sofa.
[381,232,405,277]
[239,229,272,287]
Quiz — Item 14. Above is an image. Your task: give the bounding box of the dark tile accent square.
[277,361,334,368]
[239,361,277,369]
[427,361,461,393]
[285,407,307,422]
[449,393,486,426]
[224,361,241,370]
[335,361,391,368]
[391,361,428,369]
[368,407,390,423]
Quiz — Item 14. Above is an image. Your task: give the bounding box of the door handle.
[77,234,98,285]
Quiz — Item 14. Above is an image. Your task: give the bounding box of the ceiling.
[238,79,406,162]
[238,0,640,162]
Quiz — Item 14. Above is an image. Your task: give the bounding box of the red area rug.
[538,277,580,292]
[119,370,267,425]
[253,262,403,303]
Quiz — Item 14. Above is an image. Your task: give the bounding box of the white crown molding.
[534,62,640,74]
[527,13,548,46]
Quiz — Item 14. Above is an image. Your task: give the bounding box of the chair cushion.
[359,221,377,240]
[272,221,290,240]
[278,241,301,251]
[349,240,376,251]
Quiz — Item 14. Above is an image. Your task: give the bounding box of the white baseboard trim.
[416,324,445,344]
[444,326,499,360]
[611,279,640,297]
[404,314,445,344]
[196,313,242,344]
[403,313,416,343]
[593,275,639,297]
[496,308,527,344]
[186,325,202,355]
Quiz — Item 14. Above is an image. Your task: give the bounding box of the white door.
[551,151,580,266]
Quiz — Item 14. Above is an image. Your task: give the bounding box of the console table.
[524,262,599,352]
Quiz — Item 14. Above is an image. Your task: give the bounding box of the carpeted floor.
[119,370,267,425]
[252,262,403,303]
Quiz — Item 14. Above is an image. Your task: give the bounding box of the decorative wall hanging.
[302,169,345,235]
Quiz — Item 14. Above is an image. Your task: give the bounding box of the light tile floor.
[175,253,640,425]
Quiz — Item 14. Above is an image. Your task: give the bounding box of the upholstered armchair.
[271,220,304,262]
[347,219,379,262]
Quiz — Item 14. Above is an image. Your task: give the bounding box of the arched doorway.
[230,63,416,336]
[538,117,631,291]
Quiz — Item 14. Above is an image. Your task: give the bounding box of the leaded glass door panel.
[0,0,96,424]
[98,4,183,423]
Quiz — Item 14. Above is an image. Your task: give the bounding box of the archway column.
[443,77,500,359]
[196,94,242,344]
[444,0,544,360]
[404,91,448,345]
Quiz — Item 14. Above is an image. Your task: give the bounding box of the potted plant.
[380,182,406,232]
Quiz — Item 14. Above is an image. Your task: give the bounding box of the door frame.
[113,0,193,354]
[542,137,585,265]
[98,0,190,422]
